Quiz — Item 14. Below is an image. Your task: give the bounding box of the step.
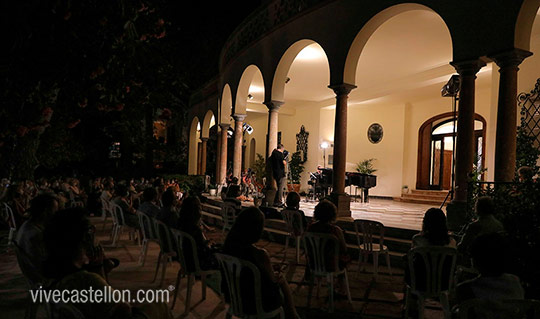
[395,197,448,206]
[401,193,448,201]
[409,189,449,196]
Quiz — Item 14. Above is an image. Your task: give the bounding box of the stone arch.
[235,65,264,115]
[201,110,215,139]
[515,0,540,51]
[271,39,330,102]
[220,84,233,124]
[188,116,200,175]
[416,112,486,190]
[343,3,452,85]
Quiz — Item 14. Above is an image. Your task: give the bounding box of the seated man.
[456,233,524,304]
[458,196,504,256]
[138,187,160,218]
[15,194,59,285]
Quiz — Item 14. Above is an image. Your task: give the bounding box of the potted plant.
[288,151,305,193]
[402,185,409,194]
[355,158,377,175]
[208,184,217,196]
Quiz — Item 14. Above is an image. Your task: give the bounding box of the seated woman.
[283,192,308,235]
[112,184,140,229]
[176,196,217,271]
[43,208,172,319]
[305,200,350,294]
[223,207,299,319]
[156,189,179,228]
[412,208,456,248]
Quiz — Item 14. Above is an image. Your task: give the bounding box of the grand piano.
[318,168,377,202]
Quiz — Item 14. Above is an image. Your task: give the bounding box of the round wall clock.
[367,123,383,144]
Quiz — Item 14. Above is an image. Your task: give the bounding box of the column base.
[330,192,351,218]
[446,200,469,231]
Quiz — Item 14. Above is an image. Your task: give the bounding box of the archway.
[343,6,454,197]
[417,113,486,190]
[188,117,200,175]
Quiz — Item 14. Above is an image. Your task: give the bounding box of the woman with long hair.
[412,208,456,248]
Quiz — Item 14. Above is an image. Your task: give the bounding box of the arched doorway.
[417,113,486,190]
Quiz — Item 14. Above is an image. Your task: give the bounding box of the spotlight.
[441,74,461,97]
[243,123,253,135]
[285,77,291,84]
[247,94,253,100]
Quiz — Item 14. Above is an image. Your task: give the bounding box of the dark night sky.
[166,1,265,89]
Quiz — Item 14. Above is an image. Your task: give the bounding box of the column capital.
[232,113,247,122]
[489,48,533,69]
[200,137,209,142]
[219,123,230,130]
[263,100,284,112]
[450,59,486,77]
[328,83,357,97]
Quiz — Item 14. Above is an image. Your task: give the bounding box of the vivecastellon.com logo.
[30,286,173,304]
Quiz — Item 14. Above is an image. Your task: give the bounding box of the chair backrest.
[304,232,340,275]
[221,201,238,231]
[170,229,201,274]
[3,203,16,230]
[137,210,157,241]
[354,219,385,251]
[154,219,175,254]
[215,253,268,317]
[101,197,111,216]
[457,298,540,319]
[281,209,304,237]
[110,203,125,226]
[407,246,457,296]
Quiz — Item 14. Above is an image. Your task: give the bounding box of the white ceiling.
[244,8,540,117]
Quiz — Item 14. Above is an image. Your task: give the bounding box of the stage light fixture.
[441,74,461,97]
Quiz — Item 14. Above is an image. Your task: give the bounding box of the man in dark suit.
[270,144,286,207]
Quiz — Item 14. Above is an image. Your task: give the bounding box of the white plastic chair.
[109,203,138,247]
[215,253,285,319]
[281,209,305,264]
[170,229,220,314]
[221,201,238,233]
[153,219,177,286]
[455,298,540,319]
[68,191,84,208]
[100,197,112,231]
[353,219,392,280]
[405,246,457,319]
[137,210,159,266]
[304,232,353,313]
[2,203,16,246]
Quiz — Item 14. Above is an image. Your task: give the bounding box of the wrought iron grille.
[518,78,540,149]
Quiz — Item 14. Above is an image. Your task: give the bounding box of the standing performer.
[270,144,287,207]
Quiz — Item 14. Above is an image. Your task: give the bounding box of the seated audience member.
[283,192,308,234]
[100,180,114,203]
[177,196,217,271]
[517,166,535,182]
[223,207,299,319]
[156,189,179,228]
[412,208,456,248]
[458,196,504,255]
[306,200,350,295]
[43,208,172,319]
[6,183,28,225]
[456,233,524,306]
[225,183,243,207]
[15,194,59,284]
[139,187,160,218]
[112,184,139,229]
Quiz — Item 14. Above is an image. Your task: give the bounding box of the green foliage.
[516,126,540,176]
[468,181,540,298]
[252,153,267,183]
[355,158,377,174]
[2,0,190,179]
[289,151,305,184]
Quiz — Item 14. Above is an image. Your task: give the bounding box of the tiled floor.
[0,215,446,318]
